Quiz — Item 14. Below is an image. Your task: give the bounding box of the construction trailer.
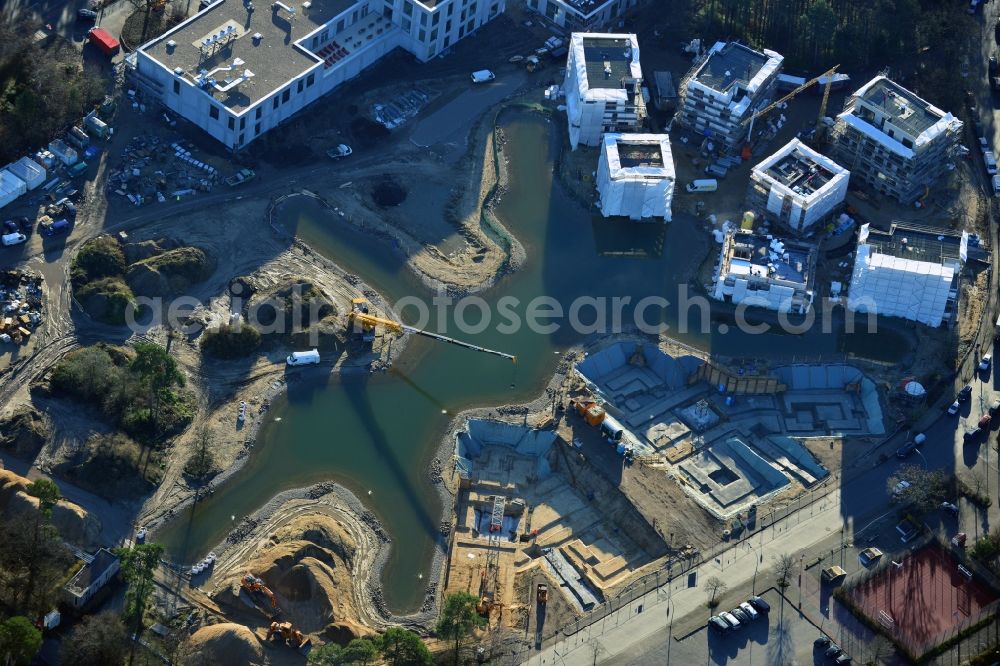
[5,157,46,191]
[0,170,26,209]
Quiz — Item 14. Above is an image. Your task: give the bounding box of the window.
[255,123,261,135]
[336,19,344,31]
[402,17,410,30]
[432,11,439,25]
[209,105,220,120]
[256,107,262,119]
[239,133,245,145]
[228,117,235,130]
[297,80,304,93]
[312,36,318,48]
[420,12,427,26]
[447,3,453,15]
[458,25,464,38]
[443,35,450,47]
[430,28,437,41]
[445,19,451,31]
[273,97,279,109]
[307,73,315,87]
[240,117,245,130]
[466,18,474,32]
[282,89,290,103]
[419,29,426,41]
[403,1,412,16]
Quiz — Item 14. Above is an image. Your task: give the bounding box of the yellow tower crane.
[740,65,840,157]
[348,298,517,364]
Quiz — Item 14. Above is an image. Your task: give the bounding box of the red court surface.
[848,545,998,654]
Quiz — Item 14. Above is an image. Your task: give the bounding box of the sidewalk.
[523,491,848,665]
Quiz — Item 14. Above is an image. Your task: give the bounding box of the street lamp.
[745,541,762,593]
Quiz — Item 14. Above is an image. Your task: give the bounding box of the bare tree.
[866,634,895,664]
[587,638,606,666]
[704,576,726,609]
[774,554,796,619]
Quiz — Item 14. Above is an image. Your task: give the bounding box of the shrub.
[200,324,262,359]
[72,236,126,284]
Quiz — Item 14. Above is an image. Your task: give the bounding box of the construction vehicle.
[240,573,280,615]
[536,583,548,605]
[569,398,606,427]
[266,621,313,654]
[740,65,840,158]
[347,299,517,363]
[476,495,506,619]
[525,55,542,73]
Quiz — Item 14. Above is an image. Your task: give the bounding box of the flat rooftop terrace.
[764,152,834,197]
[143,0,357,111]
[582,36,636,89]
[728,233,813,285]
[857,77,942,138]
[864,224,985,265]
[695,42,769,93]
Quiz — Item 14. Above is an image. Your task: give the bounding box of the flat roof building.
[564,32,646,149]
[832,76,962,204]
[747,138,849,232]
[133,0,506,150]
[712,229,817,314]
[596,133,674,221]
[847,223,972,328]
[676,41,783,153]
[526,0,645,31]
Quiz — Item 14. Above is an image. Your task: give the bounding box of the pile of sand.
[216,514,373,640]
[183,623,264,665]
[0,407,49,457]
[0,468,101,546]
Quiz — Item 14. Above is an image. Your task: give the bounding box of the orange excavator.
[267,621,313,654]
[241,573,280,616]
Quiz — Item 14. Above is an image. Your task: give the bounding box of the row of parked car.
[815,635,853,664]
[707,594,769,633]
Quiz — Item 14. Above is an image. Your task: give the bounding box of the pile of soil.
[126,245,213,297]
[0,407,49,457]
[214,515,373,639]
[371,177,407,207]
[184,623,264,665]
[0,468,101,546]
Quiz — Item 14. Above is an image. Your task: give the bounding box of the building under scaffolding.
[712,229,818,314]
[596,133,675,221]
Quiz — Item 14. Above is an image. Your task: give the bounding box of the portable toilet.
[0,170,26,209]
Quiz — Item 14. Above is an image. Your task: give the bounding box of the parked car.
[895,441,917,459]
[835,654,853,664]
[948,400,961,415]
[731,607,750,624]
[826,644,843,658]
[859,547,883,566]
[2,220,17,234]
[471,69,496,83]
[738,602,759,621]
[941,501,959,513]
[719,611,741,630]
[708,615,729,633]
[964,427,982,443]
[980,137,991,152]
[814,636,831,648]
[748,596,770,613]
[959,385,973,402]
[980,414,992,429]
[76,8,98,20]
[980,354,993,371]
[893,480,911,495]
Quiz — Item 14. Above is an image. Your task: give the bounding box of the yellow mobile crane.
[740,65,840,157]
[348,298,517,364]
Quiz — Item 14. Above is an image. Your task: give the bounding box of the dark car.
[748,596,770,613]
[959,385,973,402]
[77,8,97,20]
[896,441,917,459]
[825,644,843,658]
[835,654,853,665]
[965,427,982,443]
[814,636,831,648]
[991,399,1000,416]
[708,615,729,633]
[980,414,993,429]
[731,607,749,624]
[14,217,31,234]
[2,220,17,234]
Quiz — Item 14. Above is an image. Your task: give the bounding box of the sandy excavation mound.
[216,514,373,640]
[183,623,264,665]
[0,467,100,546]
[0,407,49,458]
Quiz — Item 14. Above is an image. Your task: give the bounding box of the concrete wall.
[455,419,556,480]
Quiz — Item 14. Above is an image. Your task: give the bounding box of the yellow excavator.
[267,621,313,654]
[348,298,517,364]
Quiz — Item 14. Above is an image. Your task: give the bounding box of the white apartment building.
[563,32,646,149]
[525,0,644,31]
[712,229,817,314]
[832,76,962,204]
[747,138,849,232]
[133,0,505,150]
[676,41,783,153]
[595,133,674,221]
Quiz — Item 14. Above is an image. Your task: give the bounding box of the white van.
[286,349,320,366]
[985,150,997,175]
[992,175,1000,195]
[686,179,718,193]
[1,232,26,246]
[471,69,496,84]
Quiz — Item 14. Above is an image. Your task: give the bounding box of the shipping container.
[88,28,120,57]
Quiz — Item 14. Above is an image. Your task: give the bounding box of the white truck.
[287,349,320,366]
[471,69,496,84]
[2,232,27,246]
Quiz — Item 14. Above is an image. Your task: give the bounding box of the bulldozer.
[267,621,313,654]
[240,573,280,617]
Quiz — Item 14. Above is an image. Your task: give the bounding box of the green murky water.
[155,111,903,612]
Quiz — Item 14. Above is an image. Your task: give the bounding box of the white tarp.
[847,244,954,327]
[751,138,850,229]
[564,32,642,149]
[596,133,674,221]
[6,157,45,190]
[0,170,26,209]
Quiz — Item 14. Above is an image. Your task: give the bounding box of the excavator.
[266,621,313,654]
[347,298,517,364]
[240,573,280,617]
